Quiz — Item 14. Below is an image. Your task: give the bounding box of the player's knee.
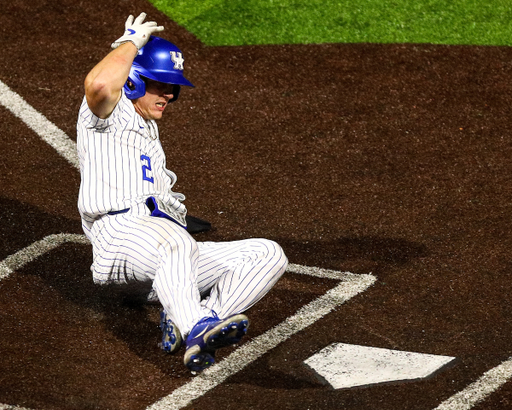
[253,238,288,276]
[159,227,198,258]
[171,237,199,258]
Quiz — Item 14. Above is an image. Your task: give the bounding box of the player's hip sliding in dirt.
[77,12,288,373]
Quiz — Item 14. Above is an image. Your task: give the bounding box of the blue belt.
[107,208,130,215]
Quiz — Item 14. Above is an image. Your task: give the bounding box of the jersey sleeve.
[78,92,126,132]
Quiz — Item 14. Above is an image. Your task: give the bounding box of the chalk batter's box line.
[0,234,375,410]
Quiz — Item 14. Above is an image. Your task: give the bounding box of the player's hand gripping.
[111,12,164,50]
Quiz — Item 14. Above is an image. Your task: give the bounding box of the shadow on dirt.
[278,236,428,275]
[0,196,82,260]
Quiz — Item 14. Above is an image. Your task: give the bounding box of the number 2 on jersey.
[140,155,154,183]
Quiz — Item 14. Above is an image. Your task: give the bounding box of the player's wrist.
[112,39,139,51]
[111,12,164,50]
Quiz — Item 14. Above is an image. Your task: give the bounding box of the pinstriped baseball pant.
[89,212,288,335]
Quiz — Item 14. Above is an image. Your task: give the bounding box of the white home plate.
[304,343,456,389]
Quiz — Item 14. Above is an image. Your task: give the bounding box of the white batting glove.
[111,12,164,50]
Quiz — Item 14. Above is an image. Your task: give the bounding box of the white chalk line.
[0,234,375,410]
[147,266,376,410]
[434,357,512,410]
[0,405,34,410]
[0,234,89,281]
[0,79,79,169]
[0,234,89,410]
[0,78,507,410]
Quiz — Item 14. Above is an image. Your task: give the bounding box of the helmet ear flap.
[169,84,181,103]
[124,69,146,100]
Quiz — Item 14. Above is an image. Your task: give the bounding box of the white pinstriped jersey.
[77,91,187,237]
[76,88,288,337]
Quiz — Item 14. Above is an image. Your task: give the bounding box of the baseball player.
[77,13,288,373]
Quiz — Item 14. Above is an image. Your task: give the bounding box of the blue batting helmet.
[124,36,194,101]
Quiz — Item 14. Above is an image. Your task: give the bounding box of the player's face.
[133,79,176,120]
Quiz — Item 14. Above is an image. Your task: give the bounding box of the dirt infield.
[2,1,512,409]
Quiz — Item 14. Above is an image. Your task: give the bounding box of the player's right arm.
[84,13,164,119]
[84,43,138,119]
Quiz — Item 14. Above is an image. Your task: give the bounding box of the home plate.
[304,343,456,389]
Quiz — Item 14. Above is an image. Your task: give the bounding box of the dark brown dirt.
[2,1,512,409]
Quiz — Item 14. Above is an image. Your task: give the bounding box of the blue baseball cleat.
[159,310,183,354]
[184,313,249,373]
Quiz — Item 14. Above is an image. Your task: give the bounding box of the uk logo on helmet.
[170,51,184,70]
